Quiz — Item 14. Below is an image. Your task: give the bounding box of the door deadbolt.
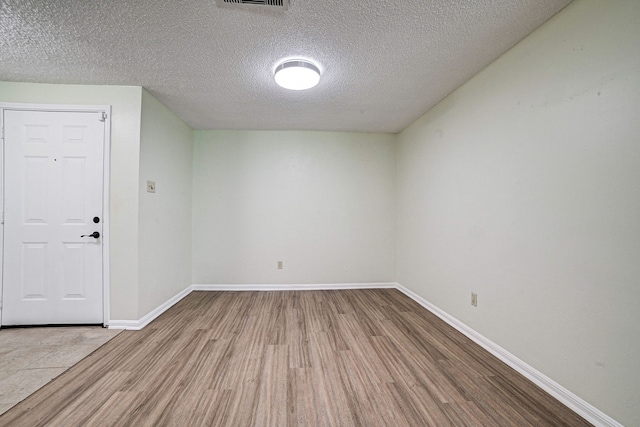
[93,216,100,223]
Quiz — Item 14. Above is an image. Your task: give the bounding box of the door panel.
[61,243,86,298]
[62,157,88,223]
[2,109,104,325]
[22,242,48,299]
[24,156,49,223]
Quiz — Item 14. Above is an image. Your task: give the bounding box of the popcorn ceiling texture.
[0,0,571,132]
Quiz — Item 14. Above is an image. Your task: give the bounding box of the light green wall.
[396,1,640,425]
[0,82,143,320]
[192,130,396,285]
[139,89,193,317]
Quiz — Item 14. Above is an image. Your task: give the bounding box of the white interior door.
[2,109,105,325]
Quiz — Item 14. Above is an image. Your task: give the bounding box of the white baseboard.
[108,285,193,330]
[192,282,397,291]
[108,282,395,329]
[107,281,620,427]
[106,320,139,330]
[394,283,622,427]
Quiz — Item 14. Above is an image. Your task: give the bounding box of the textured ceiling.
[0,0,572,133]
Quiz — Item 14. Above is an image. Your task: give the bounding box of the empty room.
[0,0,638,425]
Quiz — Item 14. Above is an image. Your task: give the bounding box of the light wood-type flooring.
[0,290,592,426]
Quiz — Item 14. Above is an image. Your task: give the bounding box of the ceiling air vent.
[215,0,289,10]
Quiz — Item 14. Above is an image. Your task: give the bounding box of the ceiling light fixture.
[274,60,321,90]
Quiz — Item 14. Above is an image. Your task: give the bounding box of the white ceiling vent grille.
[215,0,289,10]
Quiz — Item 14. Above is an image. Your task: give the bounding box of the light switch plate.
[147,181,156,193]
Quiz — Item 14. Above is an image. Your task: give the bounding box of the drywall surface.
[396,1,640,425]
[0,82,142,321]
[138,90,193,318]
[192,130,396,285]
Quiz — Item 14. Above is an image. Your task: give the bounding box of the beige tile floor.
[0,326,121,415]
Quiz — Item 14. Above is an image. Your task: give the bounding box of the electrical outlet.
[471,292,478,307]
[277,261,283,269]
[146,181,156,193]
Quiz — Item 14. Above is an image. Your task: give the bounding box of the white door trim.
[0,103,111,327]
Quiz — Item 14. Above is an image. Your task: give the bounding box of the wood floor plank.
[308,331,357,426]
[83,390,143,427]
[389,381,455,426]
[254,344,289,426]
[289,368,323,427]
[0,289,593,426]
[285,308,311,369]
[336,312,394,386]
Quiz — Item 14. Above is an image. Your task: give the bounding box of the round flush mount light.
[274,60,321,90]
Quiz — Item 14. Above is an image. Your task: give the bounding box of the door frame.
[0,103,112,327]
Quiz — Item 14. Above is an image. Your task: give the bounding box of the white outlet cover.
[147,181,156,193]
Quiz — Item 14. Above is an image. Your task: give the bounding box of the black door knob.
[81,231,100,238]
